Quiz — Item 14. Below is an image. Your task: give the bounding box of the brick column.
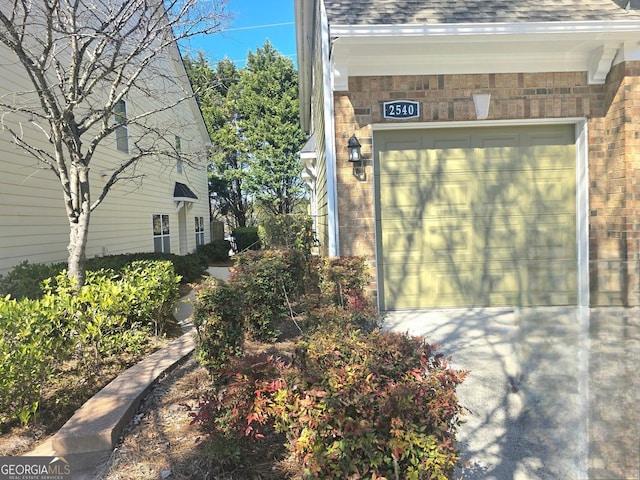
[590,61,640,306]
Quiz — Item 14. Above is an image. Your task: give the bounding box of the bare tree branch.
[0,0,231,285]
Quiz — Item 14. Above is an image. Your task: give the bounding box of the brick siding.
[334,62,640,306]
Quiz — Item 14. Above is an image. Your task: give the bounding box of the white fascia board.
[330,20,640,39]
[336,51,588,76]
[322,1,340,257]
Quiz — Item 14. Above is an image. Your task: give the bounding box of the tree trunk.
[66,165,91,289]
[67,215,89,288]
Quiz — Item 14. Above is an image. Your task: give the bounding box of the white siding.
[0,34,210,275]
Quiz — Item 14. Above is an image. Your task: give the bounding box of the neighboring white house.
[0,12,211,276]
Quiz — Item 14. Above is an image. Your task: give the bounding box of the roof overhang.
[173,182,198,203]
[330,20,640,89]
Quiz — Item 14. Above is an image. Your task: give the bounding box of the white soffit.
[330,21,640,88]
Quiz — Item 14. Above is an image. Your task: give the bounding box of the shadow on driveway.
[385,307,590,480]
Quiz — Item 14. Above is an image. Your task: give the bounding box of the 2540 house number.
[383,100,420,119]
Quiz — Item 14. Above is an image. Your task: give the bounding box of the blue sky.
[181,0,297,68]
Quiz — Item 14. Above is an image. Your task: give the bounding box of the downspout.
[320,0,340,256]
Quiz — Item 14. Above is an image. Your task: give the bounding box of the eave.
[329,20,640,89]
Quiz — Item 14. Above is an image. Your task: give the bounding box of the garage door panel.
[378,176,447,205]
[427,179,474,215]
[382,263,448,309]
[425,222,473,260]
[380,178,474,218]
[476,179,520,207]
[475,132,520,148]
[523,176,574,212]
[524,219,575,259]
[528,261,578,304]
[427,145,474,173]
[526,130,575,146]
[375,125,577,310]
[383,263,473,308]
[380,151,421,167]
[473,227,520,258]
[378,179,426,209]
[380,229,425,263]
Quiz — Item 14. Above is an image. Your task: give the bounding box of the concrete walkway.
[23,266,231,479]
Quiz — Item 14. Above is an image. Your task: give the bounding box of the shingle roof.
[324,0,640,25]
[173,182,198,200]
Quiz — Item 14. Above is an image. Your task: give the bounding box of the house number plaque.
[383,100,420,120]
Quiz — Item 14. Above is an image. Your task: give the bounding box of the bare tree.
[0,0,229,287]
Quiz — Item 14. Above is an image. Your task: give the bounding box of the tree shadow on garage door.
[375,127,585,477]
[375,125,577,311]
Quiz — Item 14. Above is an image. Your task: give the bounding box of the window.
[153,214,170,253]
[175,135,183,174]
[115,100,129,153]
[195,216,205,246]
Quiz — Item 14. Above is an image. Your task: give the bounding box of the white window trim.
[152,213,171,253]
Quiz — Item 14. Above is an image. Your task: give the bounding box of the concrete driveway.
[384,307,640,480]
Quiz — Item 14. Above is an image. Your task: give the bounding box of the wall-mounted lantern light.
[348,134,362,162]
[347,134,366,179]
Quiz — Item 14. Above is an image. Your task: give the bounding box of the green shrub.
[49,261,179,363]
[318,256,369,307]
[260,214,318,254]
[304,292,380,334]
[0,260,65,300]
[192,277,245,376]
[0,260,180,426]
[0,252,205,300]
[189,252,466,479]
[191,327,467,479]
[169,252,208,282]
[121,261,180,335]
[0,294,72,425]
[87,252,205,283]
[232,227,261,252]
[197,239,231,263]
[231,249,307,342]
[277,327,467,479]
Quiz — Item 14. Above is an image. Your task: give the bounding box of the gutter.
[330,20,640,38]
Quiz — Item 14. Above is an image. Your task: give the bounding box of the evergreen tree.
[185,41,308,225]
[184,54,250,228]
[238,41,307,215]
